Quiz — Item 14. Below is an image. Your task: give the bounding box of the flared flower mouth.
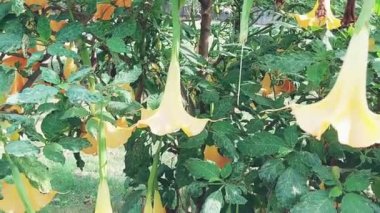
[291,25,380,148]
[95,179,113,213]
[82,118,135,155]
[138,59,209,137]
[0,174,56,212]
[294,0,341,30]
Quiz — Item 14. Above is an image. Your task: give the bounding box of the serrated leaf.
[113,65,142,84]
[341,193,374,213]
[224,184,247,205]
[37,16,51,41]
[59,137,91,152]
[113,19,137,38]
[185,158,221,181]
[179,130,208,149]
[237,132,288,157]
[5,141,39,157]
[0,33,22,52]
[56,22,83,42]
[106,37,127,53]
[343,171,371,192]
[60,107,90,119]
[47,43,79,59]
[16,156,52,193]
[275,168,308,208]
[291,191,335,213]
[201,190,224,213]
[283,125,298,148]
[259,159,285,183]
[7,85,59,104]
[41,67,60,84]
[66,86,102,104]
[43,143,65,164]
[67,67,92,83]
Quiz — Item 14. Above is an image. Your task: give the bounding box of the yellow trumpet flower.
[143,190,166,213]
[82,118,135,155]
[204,145,231,168]
[95,179,113,213]
[294,0,341,30]
[138,59,209,137]
[0,174,56,213]
[291,25,380,148]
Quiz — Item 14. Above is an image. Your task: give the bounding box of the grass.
[39,148,126,213]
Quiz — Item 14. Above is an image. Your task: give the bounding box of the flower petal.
[292,25,380,148]
[138,59,209,137]
[95,179,113,213]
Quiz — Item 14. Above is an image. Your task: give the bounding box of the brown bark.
[341,0,356,27]
[198,0,212,59]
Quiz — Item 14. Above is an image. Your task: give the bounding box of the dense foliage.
[0,0,380,212]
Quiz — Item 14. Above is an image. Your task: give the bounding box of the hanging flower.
[138,59,209,137]
[294,0,341,30]
[0,174,56,212]
[204,145,231,168]
[291,25,380,148]
[93,3,116,21]
[82,118,135,155]
[143,190,166,213]
[115,0,132,8]
[94,179,113,213]
[50,20,67,32]
[261,73,296,97]
[25,0,48,8]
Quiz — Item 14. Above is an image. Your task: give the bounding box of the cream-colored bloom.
[138,59,209,137]
[0,174,56,213]
[291,25,380,148]
[95,179,112,213]
[82,118,135,155]
[294,0,341,30]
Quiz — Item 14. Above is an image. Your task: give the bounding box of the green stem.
[98,116,107,180]
[171,0,181,62]
[354,0,375,34]
[146,140,163,202]
[6,154,35,213]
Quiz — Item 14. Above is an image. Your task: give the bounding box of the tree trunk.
[198,0,212,59]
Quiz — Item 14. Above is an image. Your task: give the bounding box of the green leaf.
[41,67,60,84]
[106,37,128,53]
[0,66,14,95]
[113,19,137,38]
[5,141,39,157]
[47,43,79,59]
[0,159,11,179]
[59,137,91,152]
[56,22,84,42]
[212,134,237,159]
[66,86,102,104]
[0,2,12,21]
[341,193,374,213]
[201,190,224,213]
[283,125,299,148]
[224,184,247,205]
[372,177,380,199]
[16,156,52,193]
[221,163,232,179]
[306,61,329,86]
[41,110,70,140]
[290,191,335,213]
[113,65,142,84]
[329,186,343,198]
[259,159,285,183]
[179,130,208,149]
[7,85,59,104]
[37,16,51,41]
[237,132,288,157]
[185,158,221,182]
[60,107,90,119]
[43,143,65,164]
[343,171,371,192]
[275,168,308,208]
[67,67,92,83]
[0,33,22,52]
[26,51,44,67]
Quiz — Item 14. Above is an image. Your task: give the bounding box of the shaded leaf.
[185,158,221,181]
